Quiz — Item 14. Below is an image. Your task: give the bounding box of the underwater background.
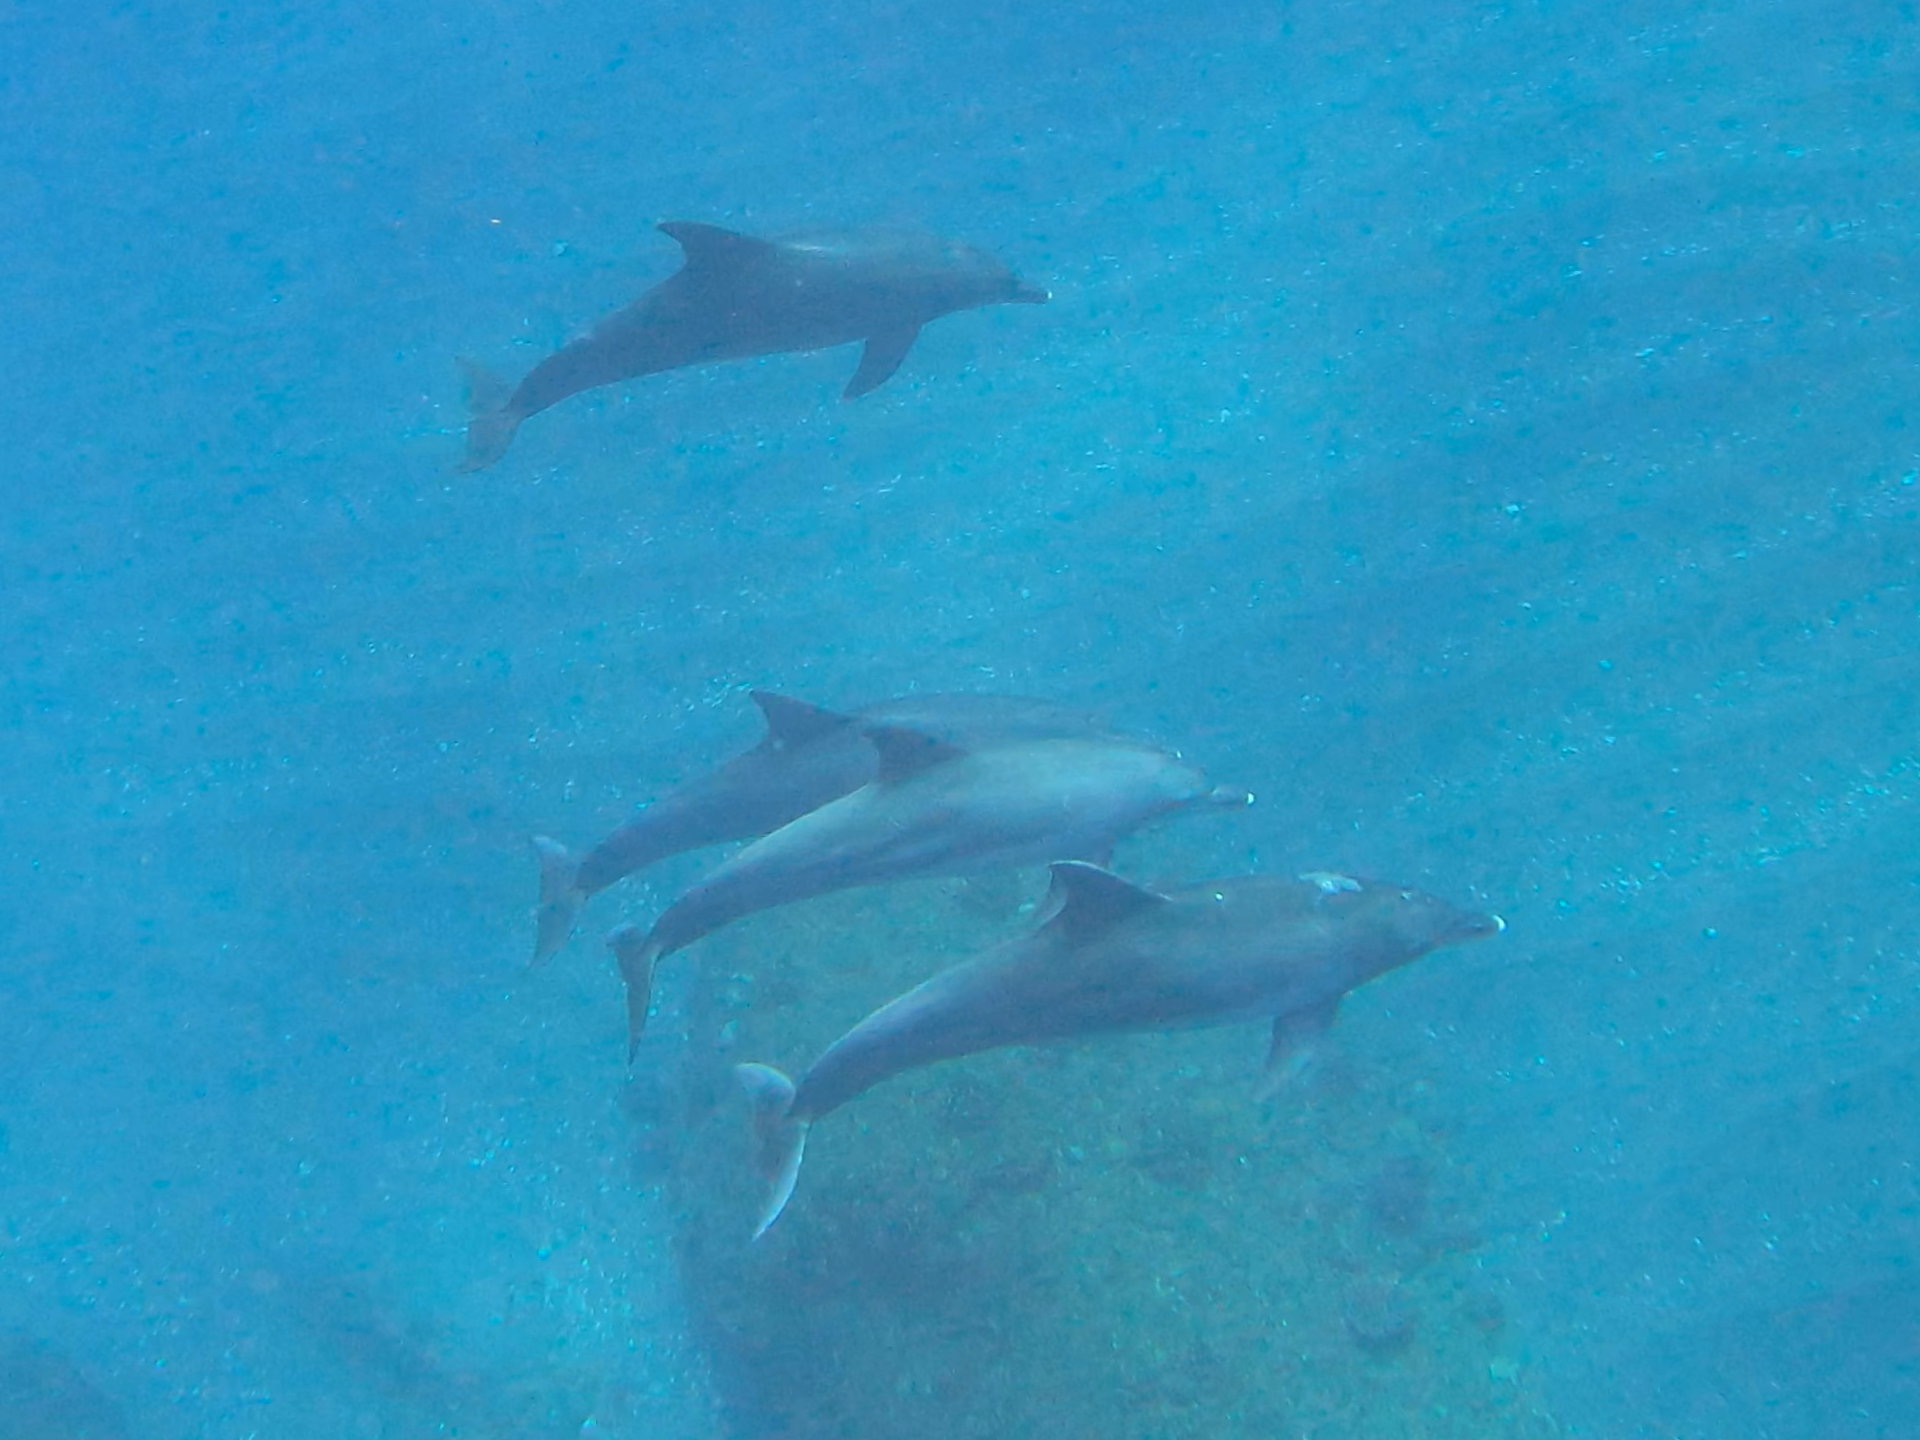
[4,0,1916,1435]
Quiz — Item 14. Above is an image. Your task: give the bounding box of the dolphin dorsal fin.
[750,691,854,750]
[657,221,777,270]
[862,723,967,784]
[1043,862,1168,942]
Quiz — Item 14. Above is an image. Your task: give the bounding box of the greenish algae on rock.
[648,879,1561,1440]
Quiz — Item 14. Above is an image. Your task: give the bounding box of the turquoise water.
[4,1,1916,1435]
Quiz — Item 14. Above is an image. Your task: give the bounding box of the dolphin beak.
[1464,911,1506,942]
[1011,284,1050,304]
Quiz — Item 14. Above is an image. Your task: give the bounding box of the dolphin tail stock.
[531,836,585,967]
[606,923,664,1064]
[735,1063,809,1239]
[454,357,522,472]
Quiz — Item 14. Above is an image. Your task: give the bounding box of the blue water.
[4,0,1916,1435]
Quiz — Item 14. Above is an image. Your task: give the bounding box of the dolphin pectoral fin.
[843,325,922,399]
[607,925,663,1064]
[455,357,521,472]
[1256,1001,1339,1101]
[736,1064,809,1239]
[531,837,585,967]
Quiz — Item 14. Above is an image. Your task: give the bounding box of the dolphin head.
[1298,873,1504,985]
[1378,885,1506,952]
[936,238,1050,306]
[1135,751,1248,820]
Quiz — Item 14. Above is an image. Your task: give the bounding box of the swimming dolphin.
[532,690,1110,966]
[607,731,1251,1057]
[736,863,1504,1236]
[458,222,1049,470]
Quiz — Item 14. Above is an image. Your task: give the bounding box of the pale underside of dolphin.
[607,728,1253,1058]
[736,863,1505,1237]
[531,689,1110,967]
[458,221,1049,470]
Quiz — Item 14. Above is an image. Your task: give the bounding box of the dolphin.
[458,222,1049,470]
[606,731,1252,1057]
[531,690,1110,966]
[735,863,1504,1236]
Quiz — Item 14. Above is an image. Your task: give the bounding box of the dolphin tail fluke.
[606,924,662,1063]
[736,1063,808,1239]
[455,357,521,472]
[531,836,585,966]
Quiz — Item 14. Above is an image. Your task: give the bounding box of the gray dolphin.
[458,222,1049,470]
[532,690,1110,966]
[736,863,1504,1236]
[607,732,1251,1057]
